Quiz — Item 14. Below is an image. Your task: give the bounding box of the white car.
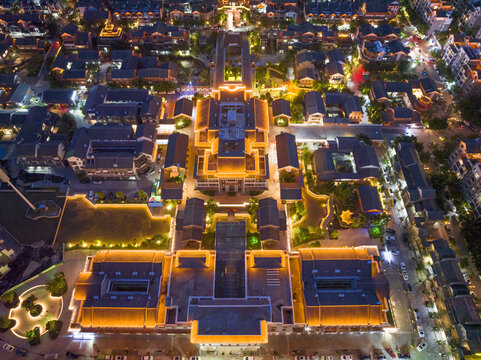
[417,342,427,351]
[400,262,406,270]
[418,325,425,338]
[384,235,396,242]
[340,356,353,360]
[243,357,254,360]
[3,343,15,352]
[190,357,201,360]
[402,271,409,281]
[142,357,154,360]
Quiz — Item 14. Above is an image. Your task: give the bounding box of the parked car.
[88,190,94,199]
[93,180,103,184]
[142,357,154,360]
[418,325,425,338]
[463,273,471,284]
[243,357,254,360]
[406,282,412,292]
[400,262,406,270]
[189,357,201,360]
[172,357,186,360]
[417,342,427,351]
[294,357,306,360]
[340,355,353,360]
[16,348,27,357]
[414,308,421,322]
[402,271,409,281]
[3,343,15,352]
[114,357,127,360]
[385,235,396,242]
[385,348,396,359]
[391,250,400,256]
[66,352,79,359]
[386,228,396,234]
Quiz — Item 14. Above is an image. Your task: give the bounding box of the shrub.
[47,272,68,297]
[21,295,37,313]
[0,316,15,332]
[30,304,42,317]
[1,291,19,308]
[26,326,40,346]
[46,320,62,339]
[330,230,339,239]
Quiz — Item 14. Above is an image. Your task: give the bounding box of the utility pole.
[0,168,36,210]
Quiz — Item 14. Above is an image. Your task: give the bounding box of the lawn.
[0,191,65,245]
[55,196,171,246]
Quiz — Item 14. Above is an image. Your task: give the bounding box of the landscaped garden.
[2,272,66,344]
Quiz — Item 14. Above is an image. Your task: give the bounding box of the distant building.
[396,142,444,221]
[66,123,157,179]
[313,137,380,182]
[272,98,291,124]
[276,132,303,200]
[83,85,163,125]
[173,98,194,120]
[257,197,287,243]
[441,34,481,96]
[160,132,188,200]
[448,138,481,218]
[356,185,383,214]
[176,198,205,243]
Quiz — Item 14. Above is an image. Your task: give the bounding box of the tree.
[57,113,77,134]
[334,183,355,208]
[357,133,372,146]
[1,291,19,308]
[247,198,259,224]
[26,326,40,346]
[296,201,306,217]
[0,315,13,331]
[21,295,37,312]
[46,320,62,339]
[96,191,105,201]
[367,100,386,124]
[428,117,448,130]
[116,191,125,200]
[138,190,147,202]
[46,273,68,297]
[205,199,219,220]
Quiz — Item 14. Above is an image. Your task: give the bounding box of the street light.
[0,168,35,210]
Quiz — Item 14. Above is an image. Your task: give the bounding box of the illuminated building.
[292,247,390,331]
[98,22,124,49]
[194,33,269,193]
[73,250,168,328]
[448,138,481,218]
[166,222,294,347]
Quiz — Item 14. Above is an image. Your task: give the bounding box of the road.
[288,124,404,142]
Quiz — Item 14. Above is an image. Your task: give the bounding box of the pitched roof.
[357,185,382,213]
[173,97,193,118]
[272,98,291,118]
[164,132,188,169]
[305,91,325,115]
[276,132,299,169]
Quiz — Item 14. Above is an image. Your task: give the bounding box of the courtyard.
[55,196,171,247]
